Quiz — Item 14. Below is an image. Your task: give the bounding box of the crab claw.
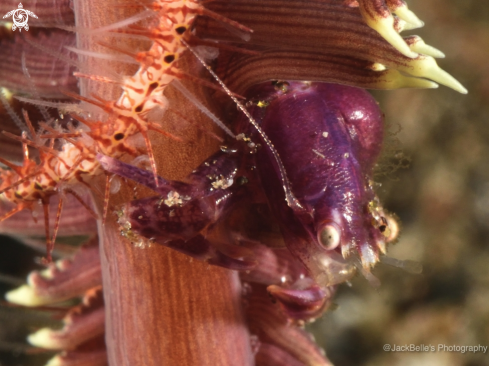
[267,282,335,321]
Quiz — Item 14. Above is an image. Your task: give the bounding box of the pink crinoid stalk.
[0,0,465,365]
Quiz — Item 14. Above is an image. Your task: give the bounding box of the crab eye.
[318,224,341,250]
[382,215,400,243]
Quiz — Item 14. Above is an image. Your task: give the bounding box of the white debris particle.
[133,237,153,249]
[312,149,325,159]
[322,132,329,138]
[344,152,350,158]
[164,191,184,207]
[212,177,234,190]
[370,62,387,71]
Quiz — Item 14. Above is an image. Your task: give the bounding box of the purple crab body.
[237,82,390,286]
[98,81,397,319]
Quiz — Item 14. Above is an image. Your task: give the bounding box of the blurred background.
[0,0,488,365]
[309,1,489,365]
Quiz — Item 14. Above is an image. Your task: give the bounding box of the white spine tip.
[433,68,468,94]
[398,20,423,32]
[363,14,418,58]
[27,328,60,350]
[408,37,446,59]
[371,62,387,71]
[45,356,63,366]
[400,56,468,94]
[394,6,425,29]
[400,48,419,60]
[5,285,43,307]
[360,245,378,269]
[0,87,13,100]
[377,240,387,255]
[458,85,469,94]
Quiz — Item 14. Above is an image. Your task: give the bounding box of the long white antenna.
[181,39,304,212]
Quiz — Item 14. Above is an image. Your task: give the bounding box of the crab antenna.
[181,39,305,213]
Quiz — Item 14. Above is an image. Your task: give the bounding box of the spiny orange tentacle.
[97,41,140,61]
[0,172,41,195]
[0,157,22,174]
[0,205,25,222]
[60,90,110,112]
[65,189,99,220]
[147,122,183,141]
[70,115,95,128]
[2,131,61,158]
[39,133,82,139]
[0,0,252,257]
[37,121,83,142]
[74,72,145,94]
[21,109,38,140]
